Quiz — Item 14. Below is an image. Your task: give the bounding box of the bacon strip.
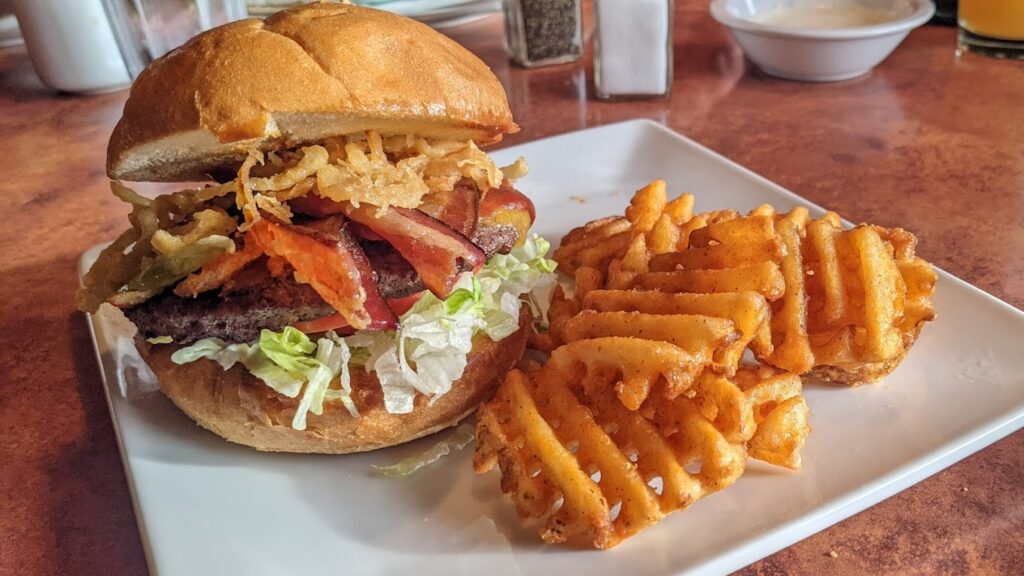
[345,204,485,299]
[289,193,347,218]
[418,180,480,237]
[249,216,397,331]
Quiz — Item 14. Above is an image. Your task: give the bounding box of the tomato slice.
[291,315,350,335]
[292,292,425,334]
[418,180,480,237]
[386,291,425,316]
[292,313,382,336]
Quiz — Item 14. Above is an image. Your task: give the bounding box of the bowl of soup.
[710,0,936,81]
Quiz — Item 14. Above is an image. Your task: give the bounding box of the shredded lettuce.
[372,422,476,477]
[259,328,316,370]
[171,235,557,430]
[170,328,357,429]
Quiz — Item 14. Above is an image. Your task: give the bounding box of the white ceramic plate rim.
[710,0,935,39]
[82,119,1024,575]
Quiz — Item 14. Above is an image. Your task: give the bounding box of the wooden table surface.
[2,2,1022,575]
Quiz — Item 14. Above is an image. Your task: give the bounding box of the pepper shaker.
[594,0,674,99]
[503,0,583,68]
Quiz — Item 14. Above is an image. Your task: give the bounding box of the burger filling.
[78,132,556,429]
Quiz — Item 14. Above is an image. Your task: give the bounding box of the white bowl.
[710,0,935,82]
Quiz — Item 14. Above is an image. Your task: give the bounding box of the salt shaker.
[594,0,674,99]
[503,0,583,68]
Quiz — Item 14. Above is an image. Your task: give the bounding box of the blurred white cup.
[13,0,130,94]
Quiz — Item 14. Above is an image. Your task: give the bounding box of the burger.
[77,3,555,454]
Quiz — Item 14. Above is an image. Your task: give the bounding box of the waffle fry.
[561,311,735,397]
[475,355,808,548]
[764,218,815,374]
[581,290,769,374]
[475,370,622,547]
[529,285,579,353]
[663,194,696,225]
[622,188,936,384]
[648,213,680,255]
[730,366,810,469]
[802,222,937,384]
[475,367,747,549]
[479,180,936,550]
[546,337,704,409]
[624,180,668,234]
[606,234,651,290]
[552,216,632,275]
[554,183,935,385]
[562,311,736,355]
[635,262,786,300]
[574,266,605,302]
[553,184,697,276]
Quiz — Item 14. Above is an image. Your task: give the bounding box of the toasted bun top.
[108,3,518,182]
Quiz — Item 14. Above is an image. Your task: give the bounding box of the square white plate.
[82,120,1024,576]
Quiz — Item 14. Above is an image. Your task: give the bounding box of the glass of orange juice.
[958,0,1024,58]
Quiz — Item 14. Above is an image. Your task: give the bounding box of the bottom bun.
[137,310,530,453]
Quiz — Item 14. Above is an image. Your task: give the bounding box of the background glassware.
[957,0,1024,59]
[102,0,248,80]
[931,0,956,25]
[13,0,131,93]
[0,0,24,48]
